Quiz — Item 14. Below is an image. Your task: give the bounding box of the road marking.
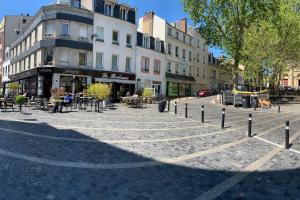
[254,136,300,154]
[195,131,300,200]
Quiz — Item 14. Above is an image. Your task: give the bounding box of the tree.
[182,0,279,87]
[241,0,300,91]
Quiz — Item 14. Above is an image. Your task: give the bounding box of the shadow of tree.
[0,119,299,200]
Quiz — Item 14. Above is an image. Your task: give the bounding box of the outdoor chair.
[3,100,14,112]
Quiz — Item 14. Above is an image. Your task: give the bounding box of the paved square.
[0,96,299,200]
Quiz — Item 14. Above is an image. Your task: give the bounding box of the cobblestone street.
[0,96,299,200]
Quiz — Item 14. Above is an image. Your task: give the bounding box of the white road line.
[195,131,300,200]
[254,136,300,154]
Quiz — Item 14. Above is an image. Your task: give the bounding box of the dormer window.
[143,36,150,48]
[121,8,128,20]
[104,4,113,16]
[155,40,161,52]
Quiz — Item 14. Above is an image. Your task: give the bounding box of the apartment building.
[281,63,300,89]
[81,0,137,100]
[136,31,166,97]
[188,28,210,93]
[7,2,94,97]
[0,15,32,83]
[138,12,195,97]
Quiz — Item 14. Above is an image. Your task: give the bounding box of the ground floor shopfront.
[136,78,165,97]
[165,73,195,97]
[7,67,136,100]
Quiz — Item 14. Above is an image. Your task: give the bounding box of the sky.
[0,0,223,56]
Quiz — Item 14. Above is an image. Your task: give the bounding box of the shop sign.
[101,73,130,80]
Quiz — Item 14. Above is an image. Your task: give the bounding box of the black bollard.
[201,105,204,123]
[221,108,225,129]
[168,99,170,112]
[278,105,281,113]
[185,103,188,118]
[175,101,177,114]
[285,121,290,149]
[248,113,252,137]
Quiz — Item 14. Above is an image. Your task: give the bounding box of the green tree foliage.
[242,0,300,90]
[182,0,279,86]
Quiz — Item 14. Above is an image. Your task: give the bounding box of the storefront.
[94,71,136,101]
[166,73,195,97]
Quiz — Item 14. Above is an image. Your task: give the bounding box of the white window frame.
[96,52,104,69]
[61,23,70,36]
[112,54,119,71]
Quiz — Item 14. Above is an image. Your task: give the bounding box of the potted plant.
[87,83,112,109]
[15,95,26,112]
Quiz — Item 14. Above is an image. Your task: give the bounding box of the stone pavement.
[0,96,299,200]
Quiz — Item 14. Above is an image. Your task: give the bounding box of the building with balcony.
[6,2,94,97]
[138,12,196,97]
[136,31,166,97]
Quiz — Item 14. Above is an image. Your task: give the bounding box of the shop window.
[154,59,161,74]
[126,57,131,73]
[96,52,104,69]
[141,56,149,73]
[79,52,86,66]
[60,75,73,93]
[112,54,118,71]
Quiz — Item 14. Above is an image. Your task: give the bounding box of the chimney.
[178,18,187,33]
[142,11,155,36]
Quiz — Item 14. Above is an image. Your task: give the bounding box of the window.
[203,69,206,78]
[79,24,88,39]
[143,36,150,48]
[282,79,288,86]
[203,44,206,52]
[60,49,68,66]
[96,52,103,69]
[154,59,161,74]
[182,49,186,59]
[44,48,53,65]
[168,43,172,54]
[112,55,118,71]
[189,51,192,61]
[79,52,86,66]
[126,34,132,47]
[105,4,113,16]
[96,27,104,42]
[175,63,179,73]
[22,19,27,24]
[121,8,127,20]
[183,35,186,43]
[189,37,192,45]
[45,22,54,37]
[125,57,131,72]
[112,31,119,45]
[141,56,149,73]
[175,46,179,57]
[155,40,161,52]
[197,53,200,62]
[197,40,200,48]
[197,67,200,76]
[167,62,171,72]
[34,53,37,67]
[203,56,206,64]
[168,28,172,36]
[176,32,179,39]
[72,0,81,8]
[61,23,69,36]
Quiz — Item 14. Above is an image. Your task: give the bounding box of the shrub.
[87,83,112,100]
[15,95,26,105]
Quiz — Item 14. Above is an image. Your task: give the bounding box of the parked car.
[198,89,211,97]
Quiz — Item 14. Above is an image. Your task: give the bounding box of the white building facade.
[136,32,166,97]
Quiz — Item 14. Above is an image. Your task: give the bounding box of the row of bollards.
[171,101,291,149]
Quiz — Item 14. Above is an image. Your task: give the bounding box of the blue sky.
[0,0,223,56]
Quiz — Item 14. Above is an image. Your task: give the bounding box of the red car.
[198,89,211,97]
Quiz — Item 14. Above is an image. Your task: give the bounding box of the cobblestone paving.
[0,96,299,200]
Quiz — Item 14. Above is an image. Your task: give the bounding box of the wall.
[92,13,137,73]
[136,46,166,95]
